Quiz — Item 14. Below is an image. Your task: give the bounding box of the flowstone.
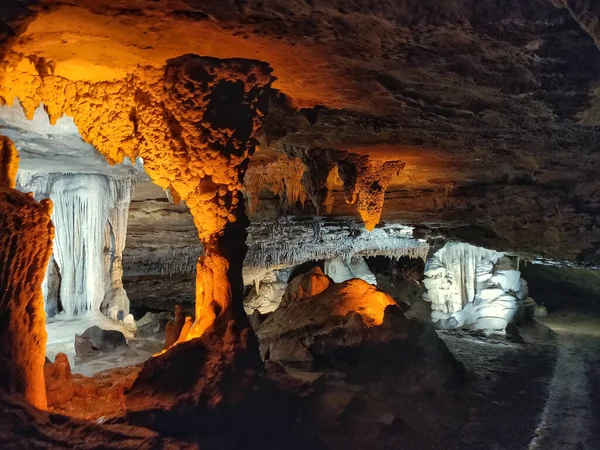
[423,242,534,331]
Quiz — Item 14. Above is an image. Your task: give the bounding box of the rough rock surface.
[74,326,128,357]
[0,139,53,410]
[0,1,598,266]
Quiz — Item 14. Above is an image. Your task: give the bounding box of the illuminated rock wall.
[423,242,529,331]
[0,136,53,410]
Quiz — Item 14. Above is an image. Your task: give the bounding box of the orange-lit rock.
[0,54,273,340]
[256,274,397,363]
[44,353,74,407]
[332,279,397,326]
[0,136,19,188]
[0,136,53,410]
[280,266,331,307]
[244,155,306,215]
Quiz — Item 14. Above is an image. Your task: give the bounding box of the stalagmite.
[102,178,134,318]
[0,136,18,188]
[0,135,53,410]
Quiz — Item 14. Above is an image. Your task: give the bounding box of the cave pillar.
[0,136,53,410]
[188,191,250,339]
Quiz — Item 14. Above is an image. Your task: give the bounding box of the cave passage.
[1,2,600,448]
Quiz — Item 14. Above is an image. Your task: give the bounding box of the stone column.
[0,136,53,410]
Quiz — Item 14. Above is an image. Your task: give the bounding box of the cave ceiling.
[1,0,600,264]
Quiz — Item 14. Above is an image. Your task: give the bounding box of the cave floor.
[46,311,163,376]
[35,313,600,449]
[531,313,600,450]
[437,312,600,450]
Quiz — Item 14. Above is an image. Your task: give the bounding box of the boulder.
[74,326,128,357]
[243,281,287,315]
[269,337,314,368]
[324,256,377,285]
[280,266,331,308]
[136,312,161,336]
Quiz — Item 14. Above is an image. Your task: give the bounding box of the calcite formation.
[1,54,273,339]
[18,172,135,317]
[423,242,532,331]
[324,256,378,286]
[0,136,53,410]
[244,155,306,215]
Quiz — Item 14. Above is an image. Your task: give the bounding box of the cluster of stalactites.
[0,54,273,242]
[337,155,405,231]
[280,146,405,231]
[244,155,307,214]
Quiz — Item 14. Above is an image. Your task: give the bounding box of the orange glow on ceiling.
[11,6,365,110]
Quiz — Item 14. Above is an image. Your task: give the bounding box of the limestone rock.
[44,353,74,407]
[74,326,128,357]
[424,242,532,332]
[0,184,53,410]
[268,337,314,369]
[136,312,161,336]
[243,281,287,315]
[280,266,331,308]
[324,256,377,285]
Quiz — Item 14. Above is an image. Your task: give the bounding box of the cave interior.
[0,1,599,449]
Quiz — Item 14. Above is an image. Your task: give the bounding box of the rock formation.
[423,242,533,331]
[0,135,53,410]
[324,256,377,285]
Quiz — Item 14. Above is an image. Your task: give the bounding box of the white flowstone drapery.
[423,242,531,331]
[17,172,134,317]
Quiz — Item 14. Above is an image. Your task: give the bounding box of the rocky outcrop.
[243,270,287,315]
[256,269,396,362]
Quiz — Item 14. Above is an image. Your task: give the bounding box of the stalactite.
[0,135,53,410]
[245,218,429,270]
[244,155,306,214]
[336,155,405,231]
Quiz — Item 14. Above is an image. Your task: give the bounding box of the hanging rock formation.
[0,53,273,340]
[0,135,53,410]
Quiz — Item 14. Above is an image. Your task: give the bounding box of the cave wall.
[521,264,600,314]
